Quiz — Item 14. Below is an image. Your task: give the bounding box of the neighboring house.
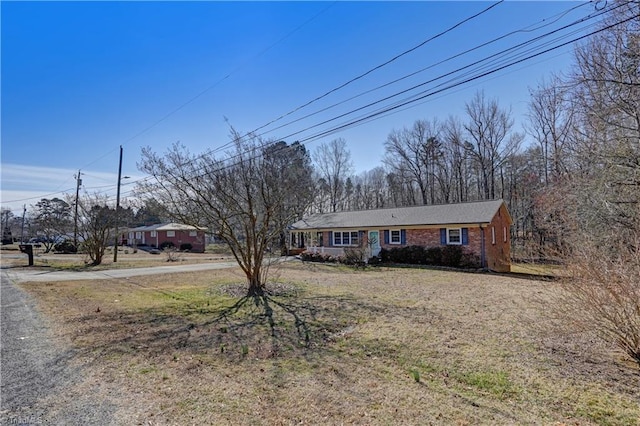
[125,223,206,253]
[289,199,512,272]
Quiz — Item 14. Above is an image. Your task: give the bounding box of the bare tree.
[384,119,442,205]
[1,209,14,244]
[350,167,388,210]
[526,75,574,184]
[29,198,73,252]
[138,131,308,296]
[77,193,116,266]
[464,91,523,200]
[313,138,354,213]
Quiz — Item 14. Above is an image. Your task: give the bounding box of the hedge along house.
[125,223,206,253]
[289,199,512,272]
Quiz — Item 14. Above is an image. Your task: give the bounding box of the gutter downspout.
[479,224,486,269]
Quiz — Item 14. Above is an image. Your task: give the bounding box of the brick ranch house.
[288,199,512,272]
[124,223,207,253]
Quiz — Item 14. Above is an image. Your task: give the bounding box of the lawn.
[18,262,640,425]
[0,243,234,270]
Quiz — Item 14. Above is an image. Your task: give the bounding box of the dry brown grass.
[0,243,234,270]
[18,262,640,425]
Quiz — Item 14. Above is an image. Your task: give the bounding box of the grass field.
[0,243,234,270]
[16,261,640,425]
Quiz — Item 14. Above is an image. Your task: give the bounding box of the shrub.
[367,255,382,265]
[558,238,640,367]
[163,246,183,262]
[342,247,367,269]
[300,252,338,263]
[409,245,427,264]
[180,243,193,252]
[441,245,463,267]
[379,245,425,265]
[54,240,77,254]
[379,248,391,263]
[425,247,443,265]
[159,241,175,250]
[380,244,477,269]
[460,252,481,268]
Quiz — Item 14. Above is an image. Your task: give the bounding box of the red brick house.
[289,199,512,272]
[125,223,206,253]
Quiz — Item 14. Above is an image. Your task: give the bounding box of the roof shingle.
[290,200,507,230]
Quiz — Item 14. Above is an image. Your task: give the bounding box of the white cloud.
[1,163,145,214]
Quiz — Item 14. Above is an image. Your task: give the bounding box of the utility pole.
[73,170,82,248]
[114,146,123,262]
[20,204,26,243]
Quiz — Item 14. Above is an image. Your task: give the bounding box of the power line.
[247,2,620,146]
[77,0,515,202]
[137,2,636,187]
[295,12,639,145]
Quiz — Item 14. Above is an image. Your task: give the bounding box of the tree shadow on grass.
[70,286,393,362]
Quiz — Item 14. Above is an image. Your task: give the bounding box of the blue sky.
[1,1,594,214]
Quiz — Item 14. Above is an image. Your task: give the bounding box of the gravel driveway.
[0,259,285,424]
[0,270,116,425]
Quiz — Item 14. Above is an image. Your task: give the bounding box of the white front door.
[368,230,381,256]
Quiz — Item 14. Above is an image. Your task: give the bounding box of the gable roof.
[128,223,205,232]
[290,200,509,230]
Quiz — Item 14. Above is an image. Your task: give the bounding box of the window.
[447,228,461,245]
[332,230,359,246]
[135,232,142,239]
[503,226,507,243]
[166,230,175,237]
[350,231,359,247]
[390,229,401,244]
[150,231,157,237]
[491,227,496,245]
[189,231,197,237]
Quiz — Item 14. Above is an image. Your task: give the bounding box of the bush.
[441,245,463,267]
[405,245,426,264]
[342,247,367,268]
[367,255,382,265]
[180,243,193,252]
[425,247,443,265]
[54,240,77,253]
[460,252,481,268]
[300,252,338,263]
[379,248,391,263]
[163,246,183,262]
[159,241,175,250]
[379,245,425,264]
[380,244,477,269]
[558,238,640,366]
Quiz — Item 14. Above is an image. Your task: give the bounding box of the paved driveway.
[4,261,241,283]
